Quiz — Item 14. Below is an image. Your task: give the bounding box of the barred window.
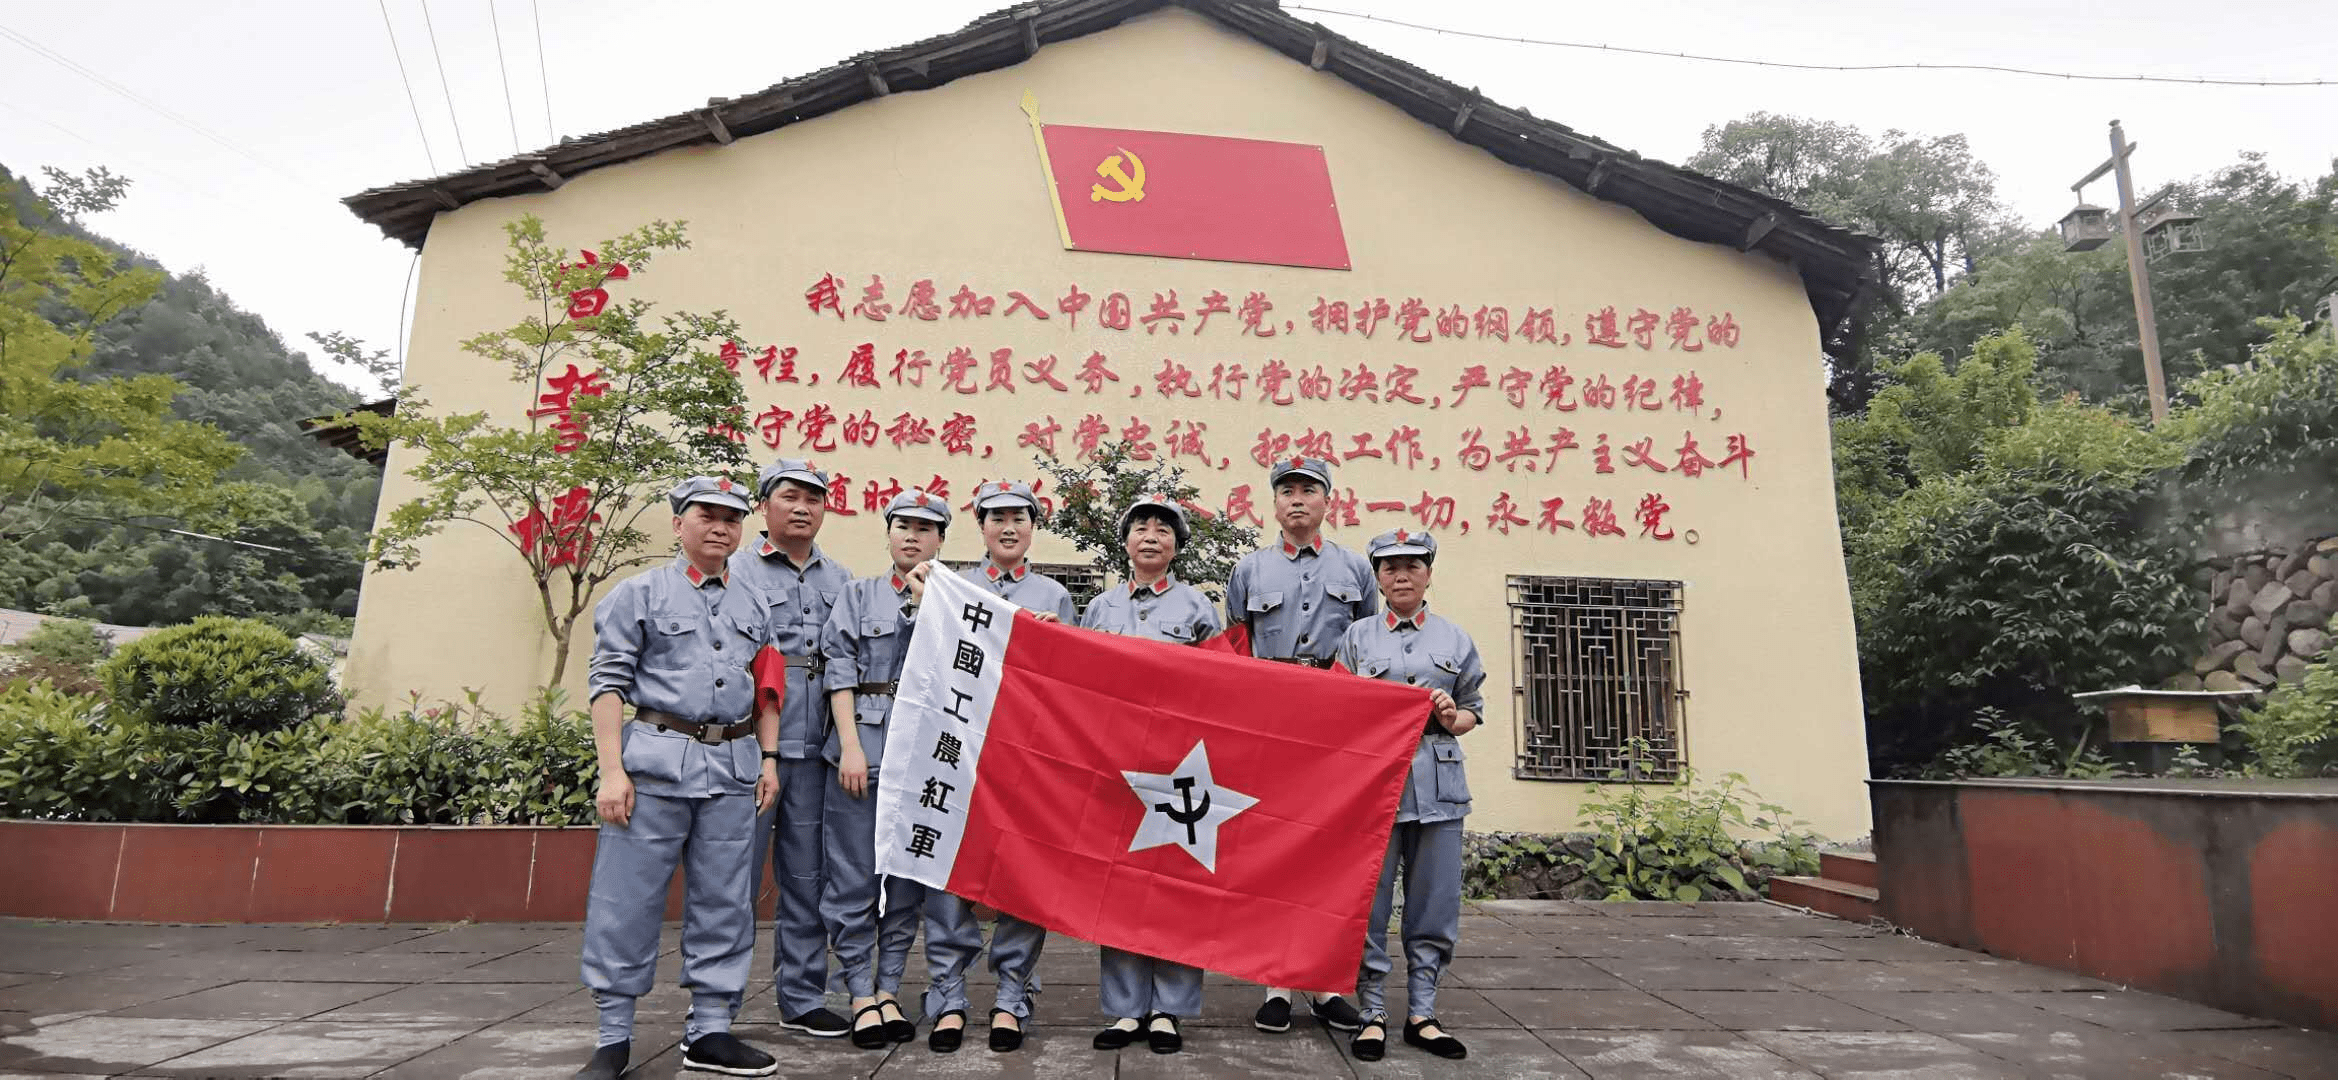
[1508,575,1687,782]
[941,560,1106,611]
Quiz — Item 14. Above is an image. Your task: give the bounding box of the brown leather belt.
[781,653,824,673]
[852,681,899,696]
[634,709,754,744]
[1264,656,1337,670]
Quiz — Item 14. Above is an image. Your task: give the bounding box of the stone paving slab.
[0,902,2330,1077]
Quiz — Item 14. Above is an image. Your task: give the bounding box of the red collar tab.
[685,564,727,588]
[889,571,911,594]
[757,537,777,557]
[985,561,1028,583]
[1281,535,1324,558]
[1132,576,1173,596]
[1387,609,1426,631]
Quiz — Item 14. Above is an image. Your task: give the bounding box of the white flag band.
[875,566,1015,891]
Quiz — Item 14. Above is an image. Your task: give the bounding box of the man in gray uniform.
[730,458,853,1036]
[1221,455,1376,1035]
[1334,528,1482,1062]
[576,476,782,1079]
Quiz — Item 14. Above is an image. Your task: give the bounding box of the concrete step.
[1770,875,1879,922]
[1821,850,1878,889]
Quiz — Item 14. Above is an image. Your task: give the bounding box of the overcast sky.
[4,0,2331,395]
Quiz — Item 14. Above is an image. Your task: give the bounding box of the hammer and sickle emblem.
[1090,147,1147,203]
[1154,775,1212,846]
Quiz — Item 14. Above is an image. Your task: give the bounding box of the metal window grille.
[941,560,1106,611]
[1508,575,1686,781]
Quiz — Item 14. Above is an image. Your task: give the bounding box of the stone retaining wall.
[2180,536,2338,691]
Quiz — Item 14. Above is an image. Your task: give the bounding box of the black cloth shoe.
[877,998,915,1044]
[781,1007,849,1038]
[1146,1013,1183,1055]
[573,1041,628,1080]
[1312,994,1365,1032]
[927,1009,967,1053]
[1252,994,1293,1033]
[1093,1018,1142,1050]
[1404,1017,1468,1060]
[1351,1021,1387,1062]
[849,1003,889,1050]
[988,1009,1025,1052]
[680,1032,778,1076]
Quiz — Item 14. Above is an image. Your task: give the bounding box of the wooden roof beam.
[863,62,891,96]
[1741,212,1779,252]
[1020,12,1042,56]
[528,161,565,189]
[427,186,460,211]
[1310,35,1333,70]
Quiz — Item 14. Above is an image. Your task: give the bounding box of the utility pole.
[2070,119,2170,425]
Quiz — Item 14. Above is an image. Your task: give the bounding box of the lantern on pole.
[2058,203,2113,252]
[2142,209,2206,260]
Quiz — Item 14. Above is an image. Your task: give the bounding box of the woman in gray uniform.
[1079,494,1221,1055]
[1333,528,1481,1062]
[819,490,959,1050]
[921,479,1074,1054]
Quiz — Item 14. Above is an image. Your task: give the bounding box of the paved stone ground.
[3,901,2332,1078]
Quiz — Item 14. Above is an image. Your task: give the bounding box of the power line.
[486,0,521,156]
[417,0,471,165]
[1284,5,2337,88]
[375,0,440,174]
[530,0,554,141]
[0,23,325,193]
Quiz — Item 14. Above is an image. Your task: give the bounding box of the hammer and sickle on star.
[1090,147,1147,203]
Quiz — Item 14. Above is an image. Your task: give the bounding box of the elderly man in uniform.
[1334,528,1481,1062]
[729,458,853,1037]
[1221,455,1377,1036]
[575,476,782,1080]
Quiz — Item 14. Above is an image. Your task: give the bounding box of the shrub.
[2233,614,2338,778]
[98,615,338,733]
[8,617,114,668]
[0,686,599,825]
[1566,749,1821,902]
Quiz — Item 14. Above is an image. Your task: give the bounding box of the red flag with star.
[875,570,1422,991]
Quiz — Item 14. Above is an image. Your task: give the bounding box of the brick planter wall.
[0,821,749,923]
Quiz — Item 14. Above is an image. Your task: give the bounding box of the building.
[340,0,1878,837]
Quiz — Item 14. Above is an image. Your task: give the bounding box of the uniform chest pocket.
[1246,591,1285,615]
[1354,656,1393,679]
[1431,738,1471,805]
[1325,583,1363,609]
[1430,653,1464,684]
[646,617,700,667]
[860,618,899,639]
[1160,623,1195,644]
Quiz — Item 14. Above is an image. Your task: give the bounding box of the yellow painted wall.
[349,9,1872,838]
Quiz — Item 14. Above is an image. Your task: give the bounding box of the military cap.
[971,479,1041,515]
[1268,455,1335,490]
[1116,492,1192,546]
[883,488,952,527]
[755,457,829,498]
[669,475,752,516]
[1366,527,1438,562]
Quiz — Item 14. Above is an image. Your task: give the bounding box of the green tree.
[1689,114,2014,411]
[1837,330,2197,772]
[1032,441,1259,593]
[335,215,749,682]
[0,166,243,542]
